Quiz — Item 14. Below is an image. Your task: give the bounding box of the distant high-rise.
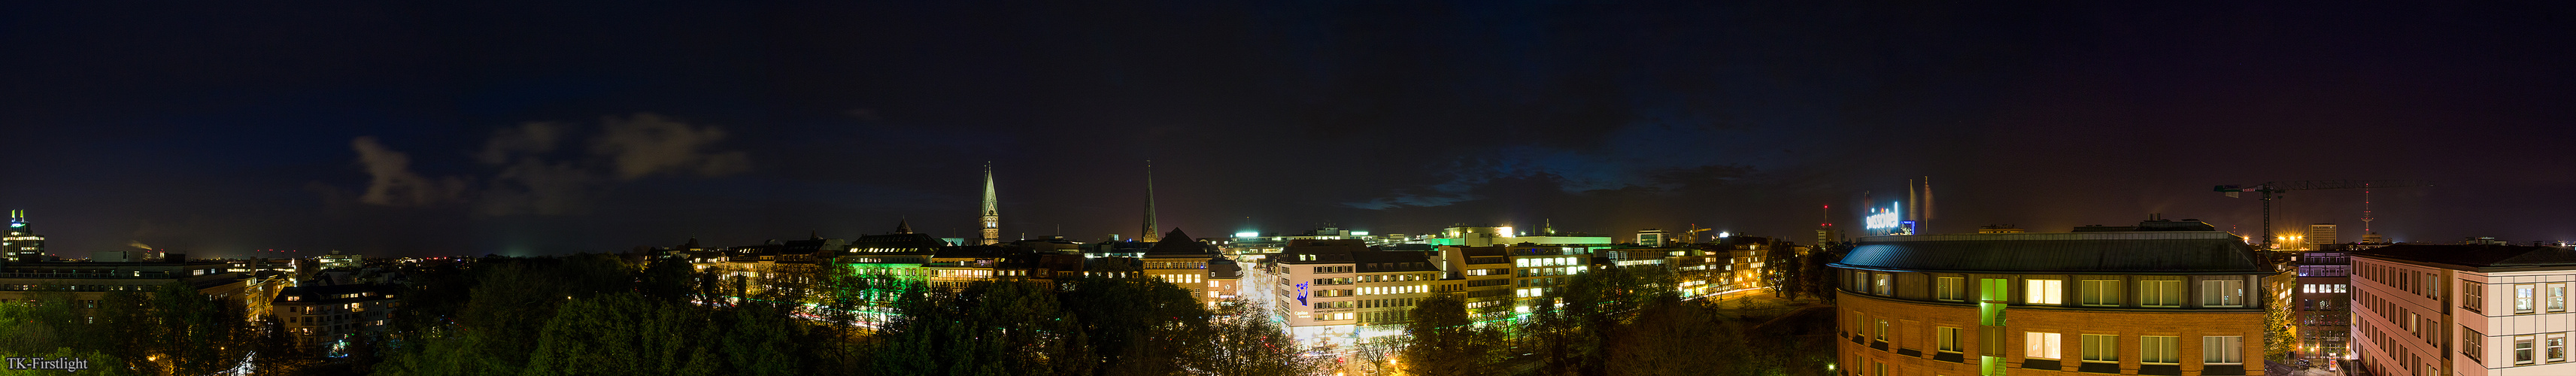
[4,210,44,262]
[1139,161,1161,243]
[979,163,1000,245]
[2307,223,2338,249]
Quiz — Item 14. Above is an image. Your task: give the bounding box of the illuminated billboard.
[1865,204,1901,229]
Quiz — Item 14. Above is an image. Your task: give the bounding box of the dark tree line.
[1398,264,1840,376]
[364,254,1321,376]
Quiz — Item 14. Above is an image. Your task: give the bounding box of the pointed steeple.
[1139,160,1161,243]
[979,162,1000,245]
[895,220,914,234]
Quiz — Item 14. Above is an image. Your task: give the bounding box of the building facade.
[0,259,254,323]
[1140,228,1224,308]
[1436,246,1522,320]
[2306,224,2338,250]
[2292,249,2353,362]
[272,284,400,353]
[2350,244,2576,376]
[1265,239,1443,346]
[1832,220,2278,376]
[5,210,47,262]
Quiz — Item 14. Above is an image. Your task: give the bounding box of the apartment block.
[2351,244,2576,376]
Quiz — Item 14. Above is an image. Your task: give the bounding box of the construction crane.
[1677,225,1715,244]
[2213,179,2431,246]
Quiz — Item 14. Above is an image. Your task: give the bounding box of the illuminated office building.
[5,210,46,262]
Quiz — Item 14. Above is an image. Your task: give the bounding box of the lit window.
[2518,284,2537,314]
[2025,279,2063,305]
[2026,332,2062,359]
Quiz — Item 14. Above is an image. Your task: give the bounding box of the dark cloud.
[352,136,469,208]
[331,114,753,219]
[591,113,751,180]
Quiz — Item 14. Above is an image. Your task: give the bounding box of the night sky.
[5,2,2571,258]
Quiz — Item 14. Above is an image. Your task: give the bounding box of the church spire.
[979,162,1000,245]
[1139,160,1161,242]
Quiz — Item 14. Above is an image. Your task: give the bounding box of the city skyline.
[5,2,2573,258]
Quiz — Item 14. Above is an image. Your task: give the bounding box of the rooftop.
[1834,228,2272,274]
[2352,244,2576,271]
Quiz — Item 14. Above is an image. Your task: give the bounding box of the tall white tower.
[980,162,1000,245]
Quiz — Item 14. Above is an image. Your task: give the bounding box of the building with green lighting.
[1831,218,2280,376]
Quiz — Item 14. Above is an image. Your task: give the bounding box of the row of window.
[2020,332,2244,365]
[1515,256,1579,268]
[1850,311,2244,365]
[2301,284,2348,294]
[2447,280,2574,314]
[1357,285,1425,296]
[1874,274,2243,308]
[2359,262,2439,301]
[1519,266,1580,277]
[2508,333,2568,365]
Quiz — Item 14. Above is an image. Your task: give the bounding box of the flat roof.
[1833,231,2272,274]
[2352,244,2576,271]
